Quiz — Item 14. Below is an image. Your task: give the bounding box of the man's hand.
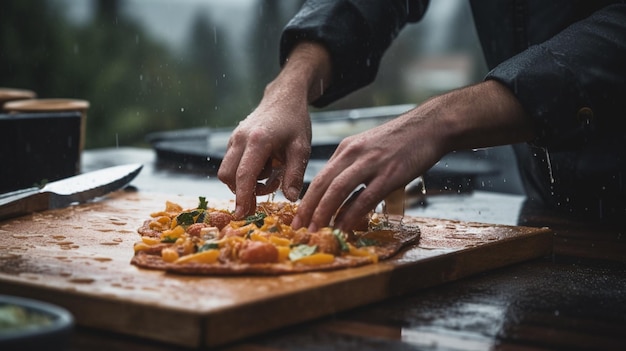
[291,80,534,231]
[217,42,332,219]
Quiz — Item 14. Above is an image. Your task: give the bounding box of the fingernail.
[234,205,245,219]
[291,216,301,229]
[286,186,300,201]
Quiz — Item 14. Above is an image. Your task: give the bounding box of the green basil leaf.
[245,212,267,227]
[196,211,206,224]
[245,229,255,239]
[197,241,219,252]
[356,237,378,247]
[176,210,202,226]
[198,196,208,210]
[161,236,177,243]
[288,244,317,261]
[332,229,350,252]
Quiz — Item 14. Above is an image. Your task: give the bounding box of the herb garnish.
[356,237,378,247]
[197,241,219,252]
[332,229,349,252]
[161,236,177,243]
[175,197,209,226]
[288,244,317,261]
[198,196,208,210]
[176,210,201,226]
[245,212,267,227]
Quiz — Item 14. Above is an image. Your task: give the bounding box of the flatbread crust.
[131,199,420,275]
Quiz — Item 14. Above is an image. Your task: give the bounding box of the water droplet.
[180,107,185,112]
[543,148,555,184]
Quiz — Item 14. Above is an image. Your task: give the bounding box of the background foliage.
[1,0,485,149]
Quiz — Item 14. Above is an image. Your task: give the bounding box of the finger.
[256,157,275,182]
[332,181,388,232]
[217,138,244,194]
[332,185,365,225]
[233,139,273,219]
[290,161,337,230]
[294,157,366,231]
[281,141,310,202]
[256,166,283,196]
[308,169,368,231]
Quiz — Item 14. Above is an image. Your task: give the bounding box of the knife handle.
[0,188,48,221]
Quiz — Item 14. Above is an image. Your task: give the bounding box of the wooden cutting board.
[0,190,552,348]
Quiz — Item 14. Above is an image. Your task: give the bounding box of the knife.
[0,163,143,221]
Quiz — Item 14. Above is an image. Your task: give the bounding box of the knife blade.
[0,163,143,221]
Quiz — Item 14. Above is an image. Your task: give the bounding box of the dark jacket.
[280,0,626,221]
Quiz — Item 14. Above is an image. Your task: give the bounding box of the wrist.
[268,41,332,104]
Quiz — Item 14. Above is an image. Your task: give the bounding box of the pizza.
[131,197,420,275]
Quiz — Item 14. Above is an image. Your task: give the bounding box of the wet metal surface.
[224,257,626,351]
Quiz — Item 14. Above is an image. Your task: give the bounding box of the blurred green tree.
[0,0,247,149]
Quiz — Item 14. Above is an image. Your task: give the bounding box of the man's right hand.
[217,42,332,220]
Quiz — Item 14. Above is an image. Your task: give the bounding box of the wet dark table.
[69,147,626,351]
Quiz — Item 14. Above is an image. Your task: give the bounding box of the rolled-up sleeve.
[280,0,429,107]
[486,4,626,150]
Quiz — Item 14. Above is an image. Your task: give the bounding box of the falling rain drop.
[180,107,185,112]
[543,148,555,184]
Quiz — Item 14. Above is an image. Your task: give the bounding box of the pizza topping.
[244,212,267,227]
[186,223,208,237]
[238,241,279,264]
[175,249,219,264]
[332,229,350,252]
[131,198,420,275]
[356,237,378,247]
[293,252,335,265]
[197,241,219,252]
[288,244,317,261]
[307,229,341,255]
[205,211,234,230]
[161,247,179,262]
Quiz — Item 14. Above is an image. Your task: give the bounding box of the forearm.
[404,80,535,157]
[265,42,332,106]
[280,0,429,107]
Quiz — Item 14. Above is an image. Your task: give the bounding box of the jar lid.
[5,98,89,112]
[0,88,37,103]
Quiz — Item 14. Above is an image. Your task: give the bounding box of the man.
[218,0,626,231]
